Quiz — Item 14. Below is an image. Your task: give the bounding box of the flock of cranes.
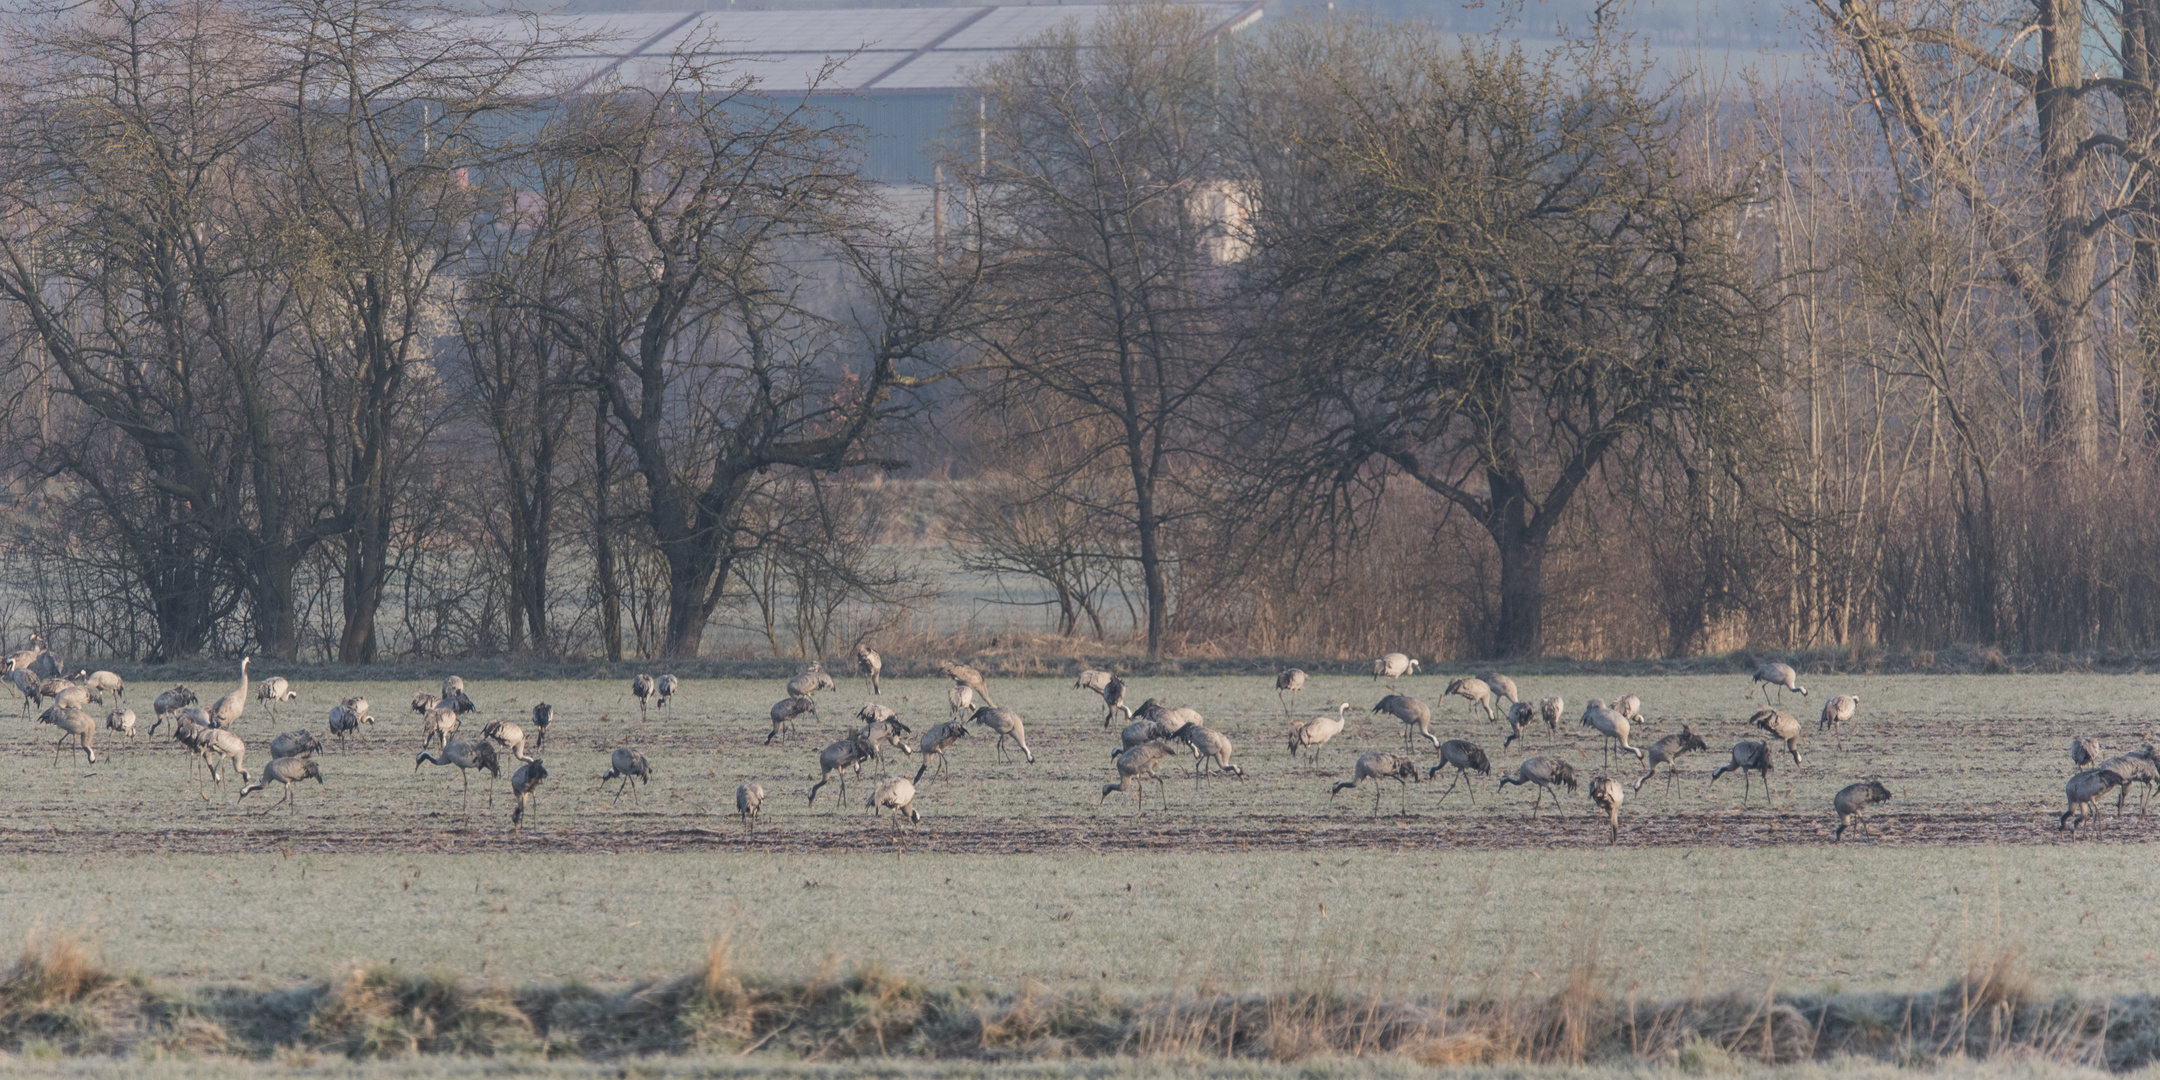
[5,638,2137,844]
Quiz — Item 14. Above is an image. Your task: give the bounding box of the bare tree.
[522,50,971,659]
[964,4,1246,658]
[1230,28,1771,658]
[1806,0,2160,463]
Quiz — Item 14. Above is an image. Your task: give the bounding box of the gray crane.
[856,645,884,695]
[1752,661,1808,704]
[1372,694,1438,749]
[1426,739,1491,804]
[866,776,920,827]
[1275,668,1308,715]
[1445,677,1497,722]
[208,657,251,729]
[38,705,97,765]
[1286,703,1350,762]
[1710,741,1774,806]
[735,781,764,830]
[1333,752,1420,815]
[511,759,548,831]
[970,706,1034,764]
[240,757,323,813]
[1635,726,1709,793]
[1102,742,1180,810]
[1833,780,1893,841]
[1589,776,1625,845]
[1496,756,1578,816]
[599,747,651,800]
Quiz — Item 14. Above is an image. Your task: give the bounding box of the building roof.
[487,2,1264,95]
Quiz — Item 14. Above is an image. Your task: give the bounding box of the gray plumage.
[1589,775,1625,844]
[208,657,250,729]
[1332,751,1420,815]
[1101,741,1179,809]
[1477,671,1520,711]
[1820,694,1859,735]
[1502,701,1537,749]
[420,700,462,750]
[855,705,913,760]
[1710,741,1774,805]
[866,776,919,826]
[105,706,136,742]
[268,729,321,759]
[512,759,548,830]
[970,706,1034,764]
[2096,747,2160,815]
[937,661,995,706]
[946,684,975,720]
[1751,708,1805,765]
[1496,756,1577,815]
[1539,694,1564,733]
[1752,661,1808,703]
[1635,725,1709,793]
[1174,723,1243,779]
[1426,739,1491,803]
[1372,694,1438,749]
[912,720,969,784]
[240,756,322,812]
[2062,768,2126,837]
[767,696,816,744]
[11,668,40,714]
[1445,677,1496,722]
[599,747,650,799]
[415,739,500,794]
[482,719,534,762]
[632,673,658,718]
[807,732,876,805]
[256,677,297,719]
[1833,779,1893,841]
[1582,699,1645,764]
[655,674,678,713]
[200,728,248,784]
[735,781,764,829]
[411,691,439,715]
[1075,668,1114,694]
[1118,715,1182,753]
[1134,699,1201,736]
[440,675,468,701]
[2072,736,2100,770]
[1275,668,1308,715]
[1286,703,1350,761]
[38,705,97,765]
[857,645,884,695]
[1101,676,1131,727]
[1372,653,1419,686]
[328,698,374,751]
[530,702,553,749]
[84,670,124,703]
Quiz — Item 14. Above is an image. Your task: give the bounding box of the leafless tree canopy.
[0,0,2155,663]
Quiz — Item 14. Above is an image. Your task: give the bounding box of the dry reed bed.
[4,937,2156,1071]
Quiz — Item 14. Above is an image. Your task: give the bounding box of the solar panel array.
[475,2,1263,95]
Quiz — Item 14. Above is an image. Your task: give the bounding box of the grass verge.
[2,933,2155,1071]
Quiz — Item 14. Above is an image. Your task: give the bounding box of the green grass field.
[3,669,2158,1069]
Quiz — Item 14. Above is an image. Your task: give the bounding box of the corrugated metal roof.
[538,2,1262,94]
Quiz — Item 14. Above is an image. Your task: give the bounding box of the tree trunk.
[1485,472,1546,659]
[593,403,624,663]
[2038,0,2102,463]
[336,508,391,663]
[245,549,303,661]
